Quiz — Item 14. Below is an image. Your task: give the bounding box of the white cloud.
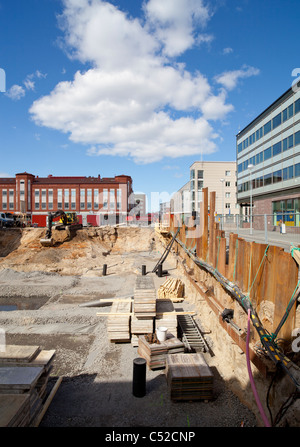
[222,47,233,55]
[143,0,213,57]
[5,84,25,100]
[29,0,255,164]
[0,173,14,178]
[215,65,260,91]
[24,78,35,91]
[5,70,47,100]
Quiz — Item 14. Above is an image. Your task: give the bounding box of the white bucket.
[156,326,168,342]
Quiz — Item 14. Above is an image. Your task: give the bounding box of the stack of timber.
[108,300,132,342]
[131,276,156,346]
[165,353,213,401]
[131,317,153,347]
[138,334,184,369]
[157,278,184,301]
[133,276,156,319]
[155,299,177,337]
[0,345,56,426]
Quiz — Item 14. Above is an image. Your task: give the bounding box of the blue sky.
[0,0,299,211]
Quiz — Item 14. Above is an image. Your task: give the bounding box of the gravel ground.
[0,265,257,428]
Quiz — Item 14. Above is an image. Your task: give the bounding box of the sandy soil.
[0,226,257,427]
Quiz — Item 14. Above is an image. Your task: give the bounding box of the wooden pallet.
[134,276,156,319]
[107,300,132,342]
[138,335,184,370]
[165,353,213,401]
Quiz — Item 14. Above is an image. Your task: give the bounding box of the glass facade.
[237,97,300,153]
[272,198,300,227]
[237,88,300,227]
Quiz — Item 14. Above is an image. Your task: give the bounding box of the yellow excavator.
[40,210,82,247]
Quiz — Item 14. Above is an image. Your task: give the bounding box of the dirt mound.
[0,226,157,276]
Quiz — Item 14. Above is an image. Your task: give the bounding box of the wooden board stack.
[133,276,156,319]
[131,317,153,347]
[0,345,56,426]
[157,278,184,301]
[165,353,213,401]
[138,335,184,370]
[108,300,132,343]
[131,276,156,346]
[155,299,177,337]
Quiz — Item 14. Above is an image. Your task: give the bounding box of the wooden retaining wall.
[169,187,299,344]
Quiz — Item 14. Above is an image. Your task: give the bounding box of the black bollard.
[157,263,163,277]
[142,265,146,276]
[132,358,146,397]
[102,264,107,276]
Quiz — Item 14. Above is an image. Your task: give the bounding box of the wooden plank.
[235,238,245,292]
[242,241,251,293]
[0,366,44,392]
[228,233,238,282]
[272,250,298,343]
[0,346,40,363]
[209,191,216,265]
[253,243,268,308]
[97,311,196,316]
[217,235,226,277]
[0,394,30,427]
[201,187,208,261]
[0,350,55,371]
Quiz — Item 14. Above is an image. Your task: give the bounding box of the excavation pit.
[0,226,261,427]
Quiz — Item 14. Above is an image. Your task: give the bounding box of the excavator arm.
[41,210,67,246]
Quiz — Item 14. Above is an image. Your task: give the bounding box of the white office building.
[237,85,300,230]
[189,161,238,217]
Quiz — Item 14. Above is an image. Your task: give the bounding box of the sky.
[0,0,299,211]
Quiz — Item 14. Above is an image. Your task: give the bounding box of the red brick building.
[0,172,134,226]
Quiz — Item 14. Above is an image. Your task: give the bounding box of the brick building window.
[110,189,115,210]
[9,190,14,210]
[103,189,108,210]
[71,189,76,210]
[64,189,69,210]
[117,189,121,210]
[34,190,39,210]
[57,189,63,209]
[80,189,85,209]
[48,189,53,210]
[87,189,92,209]
[94,189,99,209]
[41,189,47,210]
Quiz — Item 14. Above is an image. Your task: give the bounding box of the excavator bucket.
[40,238,54,247]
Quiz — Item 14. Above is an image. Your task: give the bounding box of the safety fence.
[217,213,300,246]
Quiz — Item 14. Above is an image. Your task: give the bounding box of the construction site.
[0,187,299,430]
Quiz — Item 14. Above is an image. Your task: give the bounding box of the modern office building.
[0,172,134,226]
[236,86,300,230]
[189,161,238,217]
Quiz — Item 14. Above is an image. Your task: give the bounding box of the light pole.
[220,178,224,230]
[248,164,254,235]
